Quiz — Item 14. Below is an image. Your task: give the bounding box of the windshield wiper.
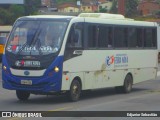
[29,30,43,55]
[17,29,41,55]
[17,42,28,55]
[37,38,43,55]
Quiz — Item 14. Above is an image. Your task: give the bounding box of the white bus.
[2,13,158,101]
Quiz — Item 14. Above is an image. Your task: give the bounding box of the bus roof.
[16,14,156,27]
[76,13,156,27]
[18,15,75,20]
[78,13,133,20]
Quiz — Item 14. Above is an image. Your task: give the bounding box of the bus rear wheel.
[68,80,81,102]
[16,90,30,101]
[115,74,133,93]
[123,74,133,93]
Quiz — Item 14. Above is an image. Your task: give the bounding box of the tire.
[123,74,133,93]
[68,80,81,102]
[115,74,133,93]
[16,90,30,101]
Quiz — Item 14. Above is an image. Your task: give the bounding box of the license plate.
[21,80,32,85]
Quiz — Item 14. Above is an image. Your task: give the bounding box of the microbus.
[2,13,158,101]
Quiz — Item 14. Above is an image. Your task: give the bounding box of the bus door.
[63,22,85,89]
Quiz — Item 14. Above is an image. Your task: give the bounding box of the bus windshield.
[6,20,68,55]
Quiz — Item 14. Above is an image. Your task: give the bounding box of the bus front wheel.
[68,80,81,102]
[16,90,30,101]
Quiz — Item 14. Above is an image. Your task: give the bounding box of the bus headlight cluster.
[54,66,59,73]
[3,66,7,71]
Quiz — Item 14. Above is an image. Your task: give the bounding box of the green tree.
[110,0,139,17]
[56,0,77,4]
[99,8,108,13]
[0,8,12,25]
[110,0,118,14]
[24,0,41,15]
[125,0,139,17]
[157,0,160,4]
[9,5,25,23]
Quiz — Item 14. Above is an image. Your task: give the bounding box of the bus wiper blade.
[30,29,42,47]
[37,38,43,55]
[17,29,41,55]
[29,30,42,55]
[17,42,28,55]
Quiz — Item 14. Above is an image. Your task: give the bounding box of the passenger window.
[144,28,153,47]
[137,28,143,47]
[98,26,113,48]
[152,28,157,47]
[128,28,137,48]
[114,27,128,48]
[88,25,98,48]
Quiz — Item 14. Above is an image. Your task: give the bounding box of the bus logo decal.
[106,55,115,66]
[106,54,128,67]
[24,71,30,76]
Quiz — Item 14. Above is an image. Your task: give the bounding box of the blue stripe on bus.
[2,55,64,94]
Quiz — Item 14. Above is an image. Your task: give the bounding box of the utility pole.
[118,0,125,15]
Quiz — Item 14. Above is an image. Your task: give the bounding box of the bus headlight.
[3,66,7,71]
[54,67,59,73]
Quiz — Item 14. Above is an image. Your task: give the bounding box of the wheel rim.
[72,84,80,97]
[126,79,132,91]
[70,81,81,101]
[125,75,132,92]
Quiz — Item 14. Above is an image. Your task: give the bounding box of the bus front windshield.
[6,20,68,55]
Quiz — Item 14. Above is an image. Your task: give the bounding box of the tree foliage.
[110,0,139,17]
[125,0,139,17]
[56,0,77,4]
[9,5,25,23]
[99,8,108,13]
[109,0,118,14]
[0,8,12,25]
[0,0,41,25]
[24,0,41,15]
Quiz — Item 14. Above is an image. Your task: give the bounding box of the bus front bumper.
[2,71,62,94]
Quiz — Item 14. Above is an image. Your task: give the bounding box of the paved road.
[0,64,160,119]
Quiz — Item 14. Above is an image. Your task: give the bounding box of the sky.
[0,0,24,4]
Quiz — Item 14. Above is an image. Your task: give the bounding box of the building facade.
[58,3,79,12]
[138,1,160,16]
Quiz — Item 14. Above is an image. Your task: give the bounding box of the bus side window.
[137,28,143,47]
[152,28,157,47]
[98,26,107,48]
[66,23,83,48]
[107,28,113,48]
[98,26,113,48]
[88,25,98,48]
